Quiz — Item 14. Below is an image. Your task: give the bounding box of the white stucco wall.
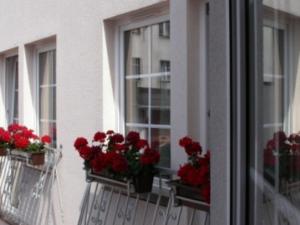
[0,0,217,224]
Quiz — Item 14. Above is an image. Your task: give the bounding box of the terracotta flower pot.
[30,152,45,166]
[133,172,154,193]
[0,148,6,156]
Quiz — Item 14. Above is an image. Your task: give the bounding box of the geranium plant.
[176,136,210,203]
[8,123,51,153]
[0,128,11,155]
[74,130,160,192]
[264,131,300,182]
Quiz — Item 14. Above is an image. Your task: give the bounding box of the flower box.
[0,148,7,156]
[75,130,160,194]
[87,169,133,192]
[169,180,210,211]
[11,150,45,166]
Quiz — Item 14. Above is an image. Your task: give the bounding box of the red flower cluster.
[7,123,51,151]
[140,148,160,165]
[74,130,160,178]
[179,136,202,156]
[264,131,300,175]
[177,136,210,203]
[0,128,11,144]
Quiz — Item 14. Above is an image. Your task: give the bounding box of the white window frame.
[34,43,56,136]
[263,13,291,133]
[118,15,171,141]
[4,52,18,126]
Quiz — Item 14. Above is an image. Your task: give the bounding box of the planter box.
[86,170,155,194]
[168,180,210,211]
[11,150,45,166]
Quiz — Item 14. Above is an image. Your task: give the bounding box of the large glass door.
[249,1,300,225]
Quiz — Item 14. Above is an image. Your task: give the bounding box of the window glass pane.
[125,126,148,140]
[39,87,56,120]
[151,128,170,168]
[5,55,18,124]
[124,21,171,168]
[40,121,56,148]
[39,50,56,85]
[250,2,300,224]
[125,78,149,124]
[124,27,150,76]
[151,23,170,73]
[150,77,170,125]
[39,50,56,147]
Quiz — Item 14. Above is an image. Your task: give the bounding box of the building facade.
[1,0,300,225]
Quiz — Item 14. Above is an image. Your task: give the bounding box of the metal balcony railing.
[78,169,210,225]
[0,148,63,225]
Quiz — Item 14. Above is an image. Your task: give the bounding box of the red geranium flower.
[106,130,114,135]
[91,153,108,172]
[273,131,287,145]
[15,136,29,149]
[0,131,11,142]
[140,148,160,165]
[126,131,140,144]
[78,146,92,160]
[8,123,22,133]
[111,154,128,173]
[185,142,202,155]
[179,136,193,148]
[93,132,106,142]
[74,137,88,150]
[110,133,124,143]
[41,135,51,144]
[135,139,149,149]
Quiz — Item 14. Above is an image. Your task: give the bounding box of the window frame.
[4,53,19,125]
[118,15,171,141]
[34,43,56,139]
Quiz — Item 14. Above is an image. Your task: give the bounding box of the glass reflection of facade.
[124,21,171,168]
[249,1,300,224]
[39,50,57,148]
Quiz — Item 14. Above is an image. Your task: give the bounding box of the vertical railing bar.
[94,185,107,225]
[77,183,91,225]
[81,183,91,225]
[187,208,195,225]
[0,157,11,214]
[112,190,122,225]
[7,160,21,220]
[37,163,54,225]
[162,195,172,225]
[129,194,139,225]
[121,191,130,225]
[204,212,210,225]
[0,157,8,202]
[25,166,44,224]
[2,157,16,216]
[0,156,9,199]
[20,159,38,222]
[103,188,114,225]
[141,193,151,225]
[151,194,161,225]
[85,183,100,225]
[54,167,64,224]
[175,207,183,225]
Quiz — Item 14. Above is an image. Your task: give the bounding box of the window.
[248,3,300,225]
[5,55,18,124]
[123,20,171,168]
[38,49,56,148]
[132,57,141,75]
[159,21,170,38]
